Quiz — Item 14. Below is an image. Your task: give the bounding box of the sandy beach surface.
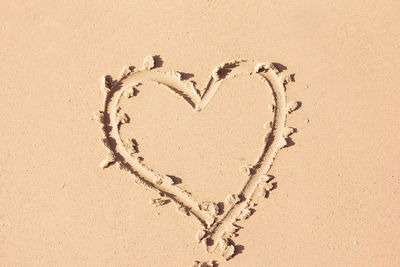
[1,1,399,266]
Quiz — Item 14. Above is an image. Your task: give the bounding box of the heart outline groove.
[95,56,300,261]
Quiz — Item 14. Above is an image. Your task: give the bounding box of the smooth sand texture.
[1,1,399,266]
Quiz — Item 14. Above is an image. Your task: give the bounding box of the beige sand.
[1,1,399,266]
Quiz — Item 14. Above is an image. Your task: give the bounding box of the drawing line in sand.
[95,56,301,261]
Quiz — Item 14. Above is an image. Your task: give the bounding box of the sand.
[1,1,399,266]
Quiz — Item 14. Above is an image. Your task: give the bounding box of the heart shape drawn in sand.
[95,56,301,261]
